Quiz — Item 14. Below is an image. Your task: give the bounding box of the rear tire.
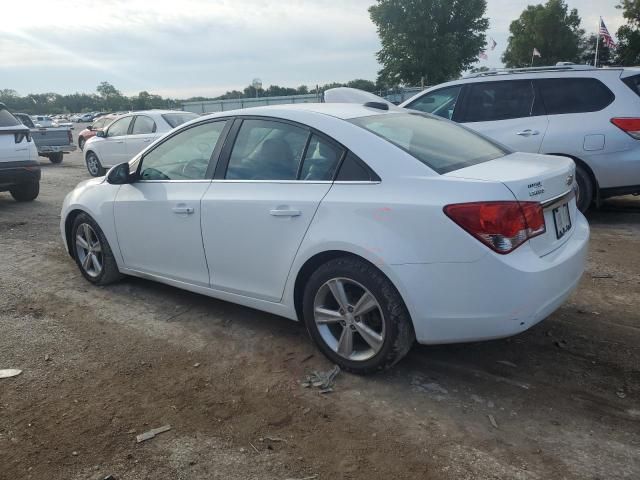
[302,256,415,374]
[49,152,63,164]
[10,182,39,202]
[575,165,594,213]
[71,213,123,285]
[78,137,85,151]
[86,152,105,177]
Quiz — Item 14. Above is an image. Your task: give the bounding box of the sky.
[0,0,626,98]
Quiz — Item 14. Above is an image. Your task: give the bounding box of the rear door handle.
[115,140,125,144]
[516,129,540,136]
[172,206,194,214]
[270,208,302,217]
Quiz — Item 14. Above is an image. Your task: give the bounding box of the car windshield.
[162,112,199,128]
[349,112,508,174]
[0,107,22,128]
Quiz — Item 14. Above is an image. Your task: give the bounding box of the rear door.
[458,80,549,153]
[126,115,157,159]
[201,118,342,301]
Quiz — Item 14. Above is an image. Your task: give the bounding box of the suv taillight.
[444,201,546,254]
[611,118,640,139]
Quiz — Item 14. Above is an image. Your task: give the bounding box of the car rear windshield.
[349,113,508,174]
[162,112,199,128]
[623,74,640,97]
[0,107,21,128]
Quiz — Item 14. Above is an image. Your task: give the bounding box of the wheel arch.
[546,153,599,202]
[64,208,90,259]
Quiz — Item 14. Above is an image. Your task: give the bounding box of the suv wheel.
[86,152,105,177]
[303,257,415,374]
[10,182,40,202]
[575,165,594,213]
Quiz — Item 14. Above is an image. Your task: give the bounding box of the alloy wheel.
[313,278,385,361]
[86,154,100,176]
[75,223,103,278]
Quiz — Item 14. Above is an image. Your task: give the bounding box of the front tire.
[85,152,105,177]
[49,152,63,164]
[71,213,123,285]
[10,182,40,202]
[303,257,415,374]
[575,165,594,213]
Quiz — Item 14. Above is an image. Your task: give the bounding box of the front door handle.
[143,138,152,143]
[172,206,194,215]
[115,140,125,144]
[270,208,302,217]
[516,129,540,137]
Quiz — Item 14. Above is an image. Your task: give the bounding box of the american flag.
[600,18,617,49]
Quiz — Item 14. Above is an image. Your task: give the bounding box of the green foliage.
[579,34,614,66]
[616,0,640,65]
[369,0,489,85]
[502,0,584,68]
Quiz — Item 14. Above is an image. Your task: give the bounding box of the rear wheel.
[575,165,594,213]
[78,137,85,151]
[86,152,105,177]
[10,182,39,202]
[49,152,63,164]
[71,213,123,285]
[303,257,415,374]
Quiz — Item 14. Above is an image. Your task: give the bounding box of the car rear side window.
[131,115,157,135]
[299,134,344,181]
[622,74,640,98]
[462,80,537,122]
[162,112,199,128]
[537,78,614,114]
[350,113,507,175]
[335,152,378,181]
[0,107,21,127]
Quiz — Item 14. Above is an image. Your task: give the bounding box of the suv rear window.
[537,78,614,114]
[623,74,640,97]
[0,106,21,128]
[162,112,199,128]
[350,113,508,174]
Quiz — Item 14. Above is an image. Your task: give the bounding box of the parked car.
[77,114,118,151]
[14,113,77,164]
[61,103,589,372]
[400,64,640,212]
[31,115,58,128]
[82,110,199,176]
[0,103,40,201]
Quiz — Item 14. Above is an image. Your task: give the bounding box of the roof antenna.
[364,101,389,111]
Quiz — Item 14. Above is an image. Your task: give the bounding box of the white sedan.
[83,110,199,176]
[61,103,589,373]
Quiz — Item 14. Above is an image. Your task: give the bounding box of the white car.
[61,103,589,373]
[31,115,58,128]
[400,64,640,212]
[83,110,199,176]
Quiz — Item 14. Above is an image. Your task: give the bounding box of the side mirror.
[106,162,134,184]
[96,130,106,138]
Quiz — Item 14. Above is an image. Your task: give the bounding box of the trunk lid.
[445,152,577,256]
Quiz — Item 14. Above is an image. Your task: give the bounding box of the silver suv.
[401,65,640,211]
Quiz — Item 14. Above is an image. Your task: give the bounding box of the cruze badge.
[528,181,545,197]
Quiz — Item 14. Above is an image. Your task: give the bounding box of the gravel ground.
[1,127,639,479]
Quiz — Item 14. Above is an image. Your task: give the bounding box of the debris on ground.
[0,369,22,379]
[44,354,51,362]
[284,476,318,480]
[301,365,340,390]
[193,362,200,368]
[616,389,627,399]
[488,414,499,429]
[249,441,260,454]
[260,436,287,443]
[300,354,314,363]
[496,360,518,368]
[136,425,171,443]
[591,273,614,279]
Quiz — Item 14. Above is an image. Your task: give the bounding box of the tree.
[579,34,614,66]
[96,81,124,110]
[616,0,640,65]
[502,0,584,68]
[469,66,491,74]
[369,0,489,86]
[346,79,377,92]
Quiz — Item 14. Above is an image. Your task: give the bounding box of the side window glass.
[226,119,308,180]
[336,152,376,181]
[463,81,535,122]
[537,78,614,114]
[140,121,226,181]
[300,135,344,181]
[408,86,462,120]
[107,117,132,137]
[131,115,157,135]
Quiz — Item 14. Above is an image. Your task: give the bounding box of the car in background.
[32,115,57,127]
[14,113,77,164]
[77,113,95,123]
[61,103,588,372]
[0,103,40,201]
[83,110,199,176]
[401,64,640,212]
[77,114,118,151]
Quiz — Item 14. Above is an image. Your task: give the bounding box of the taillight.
[611,118,640,139]
[443,201,546,254]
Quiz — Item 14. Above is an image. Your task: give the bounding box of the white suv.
[401,65,640,211]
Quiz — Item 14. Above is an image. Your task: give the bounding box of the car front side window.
[407,86,463,120]
[139,121,227,181]
[107,117,132,137]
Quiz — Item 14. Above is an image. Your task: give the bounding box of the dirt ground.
[1,126,639,480]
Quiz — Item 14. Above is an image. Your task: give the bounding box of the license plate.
[553,203,572,239]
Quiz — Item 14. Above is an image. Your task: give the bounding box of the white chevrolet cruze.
[61,103,589,373]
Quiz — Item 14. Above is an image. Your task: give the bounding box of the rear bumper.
[0,160,41,189]
[393,212,590,345]
[38,144,77,154]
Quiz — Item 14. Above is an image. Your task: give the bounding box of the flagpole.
[594,17,601,67]
[531,50,534,67]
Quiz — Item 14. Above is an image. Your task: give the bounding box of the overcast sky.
[0,0,625,98]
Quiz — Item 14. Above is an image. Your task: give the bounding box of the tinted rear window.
[0,108,21,127]
[350,113,507,175]
[623,74,640,97]
[537,78,614,114]
[462,80,538,122]
[162,112,199,128]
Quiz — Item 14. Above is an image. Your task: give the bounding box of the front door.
[201,119,344,302]
[113,120,229,286]
[126,114,158,159]
[99,116,133,167]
